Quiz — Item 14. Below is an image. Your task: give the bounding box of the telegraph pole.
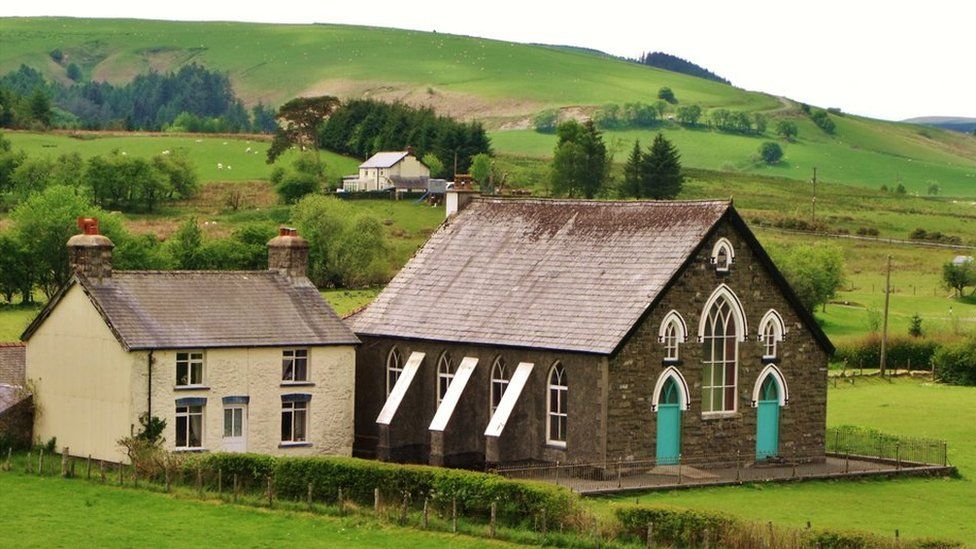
[880,255,892,377]
[811,167,817,223]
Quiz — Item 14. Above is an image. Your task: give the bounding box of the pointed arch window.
[711,238,735,273]
[701,295,741,413]
[437,352,455,406]
[758,310,786,360]
[658,311,687,362]
[386,347,402,397]
[547,362,567,447]
[489,356,509,416]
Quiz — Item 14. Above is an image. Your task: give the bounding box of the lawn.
[3,131,361,183]
[0,473,512,548]
[587,377,976,543]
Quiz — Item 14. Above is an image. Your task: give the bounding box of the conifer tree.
[640,133,683,199]
[621,139,642,198]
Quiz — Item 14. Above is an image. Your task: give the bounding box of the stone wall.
[606,219,828,464]
[0,343,25,386]
[354,336,607,468]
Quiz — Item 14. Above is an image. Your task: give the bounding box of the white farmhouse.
[342,149,430,192]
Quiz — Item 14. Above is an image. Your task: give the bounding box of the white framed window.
[386,346,403,397]
[710,238,735,272]
[175,405,204,449]
[663,322,679,360]
[437,352,455,406]
[176,351,204,387]
[489,356,509,416]
[282,348,309,382]
[223,407,243,438]
[547,362,567,447]
[758,310,786,360]
[281,400,308,443]
[658,310,687,362]
[701,296,739,413]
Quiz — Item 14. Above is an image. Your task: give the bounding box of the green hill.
[1,16,975,194]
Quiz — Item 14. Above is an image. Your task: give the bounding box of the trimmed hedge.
[834,335,938,371]
[179,453,579,527]
[616,505,961,548]
[931,339,976,386]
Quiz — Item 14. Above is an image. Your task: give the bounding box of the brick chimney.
[268,227,309,278]
[67,217,114,281]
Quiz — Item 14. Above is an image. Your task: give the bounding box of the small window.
[663,322,680,361]
[176,405,204,448]
[281,401,308,443]
[386,347,403,396]
[758,310,785,360]
[547,362,568,447]
[489,356,509,415]
[711,238,735,272]
[437,352,455,406]
[176,352,204,387]
[763,322,777,358]
[223,407,243,438]
[282,349,309,382]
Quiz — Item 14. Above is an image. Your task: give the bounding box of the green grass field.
[3,131,361,183]
[0,473,513,548]
[588,377,976,543]
[1,17,973,195]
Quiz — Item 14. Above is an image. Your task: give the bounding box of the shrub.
[835,334,939,370]
[856,226,879,236]
[180,453,580,527]
[810,109,836,134]
[931,339,976,385]
[657,86,676,104]
[532,109,559,134]
[617,505,735,546]
[759,141,783,164]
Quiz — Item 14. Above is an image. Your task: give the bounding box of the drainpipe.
[147,350,154,419]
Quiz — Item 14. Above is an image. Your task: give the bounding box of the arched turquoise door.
[756,376,781,460]
[656,378,682,465]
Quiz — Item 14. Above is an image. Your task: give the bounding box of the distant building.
[23,219,359,462]
[342,150,431,192]
[349,195,833,469]
[952,255,973,266]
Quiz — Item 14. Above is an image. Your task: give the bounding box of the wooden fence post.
[133,464,138,488]
[735,451,741,483]
[400,491,409,523]
[165,461,172,493]
[267,475,273,508]
[24,450,31,474]
[541,507,547,535]
[422,497,429,529]
[37,448,44,476]
[374,487,380,517]
[86,455,92,480]
[337,487,344,515]
[646,522,654,549]
[61,447,69,478]
[233,474,239,502]
[217,469,222,497]
[451,496,457,533]
[117,461,123,485]
[307,481,314,509]
[99,459,105,483]
[196,467,203,497]
[703,528,710,549]
[489,500,497,538]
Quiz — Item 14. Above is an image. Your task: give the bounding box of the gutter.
[147,350,154,419]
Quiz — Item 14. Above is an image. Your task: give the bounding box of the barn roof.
[22,271,360,351]
[350,197,833,356]
[359,151,410,169]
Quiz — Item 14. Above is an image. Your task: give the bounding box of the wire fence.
[493,428,950,494]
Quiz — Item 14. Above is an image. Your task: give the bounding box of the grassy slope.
[589,378,976,542]
[0,473,512,548]
[1,17,973,193]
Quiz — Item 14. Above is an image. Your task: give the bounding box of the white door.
[222,405,246,452]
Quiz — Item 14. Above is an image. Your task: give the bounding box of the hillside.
[1,17,975,194]
[904,116,976,134]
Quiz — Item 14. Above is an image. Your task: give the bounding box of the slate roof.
[350,198,733,355]
[360,151,410,169]
[23,271,360,351]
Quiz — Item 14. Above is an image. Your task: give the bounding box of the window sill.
[761,356,778,364]
[662,358,682,366]
[545,442,567,450]
[701,412,741,421]
[280,381,315,387]
[278,441,312,448]
[173,447,209,453]
[174,385,210,392]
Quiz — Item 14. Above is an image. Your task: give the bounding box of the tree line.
[637,52,730,85]
[0,63,276,133]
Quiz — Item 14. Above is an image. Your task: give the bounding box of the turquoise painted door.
[756,376,781,460]
[656,378,681,465]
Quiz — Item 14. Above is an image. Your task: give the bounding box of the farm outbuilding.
[349,196,832,469]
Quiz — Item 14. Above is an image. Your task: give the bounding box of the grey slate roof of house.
[359,151,410,169]
[23,271,360,351]
[350,198,733,355]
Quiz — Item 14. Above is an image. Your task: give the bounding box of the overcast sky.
[4,1,974,120]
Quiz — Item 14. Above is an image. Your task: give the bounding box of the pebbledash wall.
[26,283,355,463]
[607,219,828,464]
[354,218,827,467]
